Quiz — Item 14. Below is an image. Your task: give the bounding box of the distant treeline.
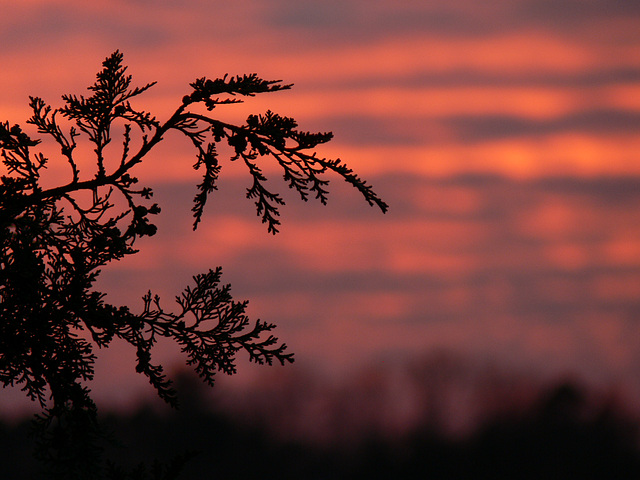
[2,372,639,479]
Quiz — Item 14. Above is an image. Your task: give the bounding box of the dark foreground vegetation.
[0,51,386,478]
[2,376,639,479]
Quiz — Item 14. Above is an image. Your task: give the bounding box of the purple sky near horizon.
[2,0,640,417]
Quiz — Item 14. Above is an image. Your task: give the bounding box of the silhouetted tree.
[0,51,387,479]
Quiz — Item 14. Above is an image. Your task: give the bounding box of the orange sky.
[2,0,640,414]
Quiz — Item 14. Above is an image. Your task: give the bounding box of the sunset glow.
[2,0,640,416]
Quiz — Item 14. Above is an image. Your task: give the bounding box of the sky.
[1,0,640,415]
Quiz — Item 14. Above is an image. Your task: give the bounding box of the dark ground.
[2,378,640,479]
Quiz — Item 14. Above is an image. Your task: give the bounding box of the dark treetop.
[0,51,386,478]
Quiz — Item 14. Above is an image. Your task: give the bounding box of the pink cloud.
[2,0,640,416]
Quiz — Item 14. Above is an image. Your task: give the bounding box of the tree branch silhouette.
[0,50,387,478]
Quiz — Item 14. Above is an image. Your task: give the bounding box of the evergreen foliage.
[0,51,387,478]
